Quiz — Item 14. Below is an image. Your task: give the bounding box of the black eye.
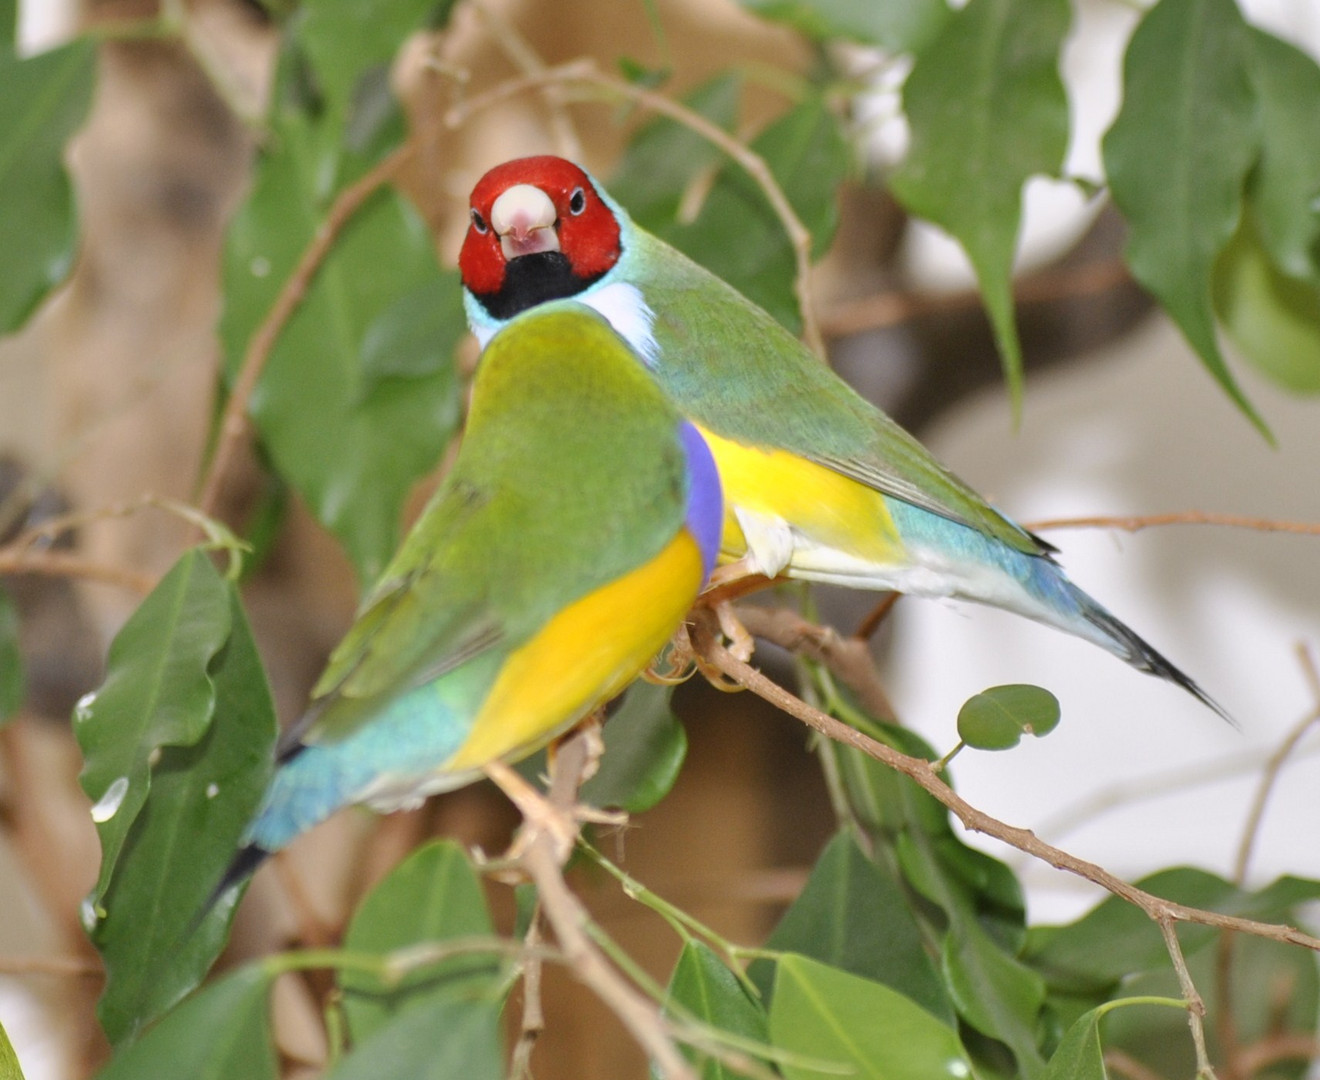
[470,209,489,234]
[569,187,586,215]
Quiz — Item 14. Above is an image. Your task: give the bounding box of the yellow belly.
[696,426,904,572]
[443,531,704,773]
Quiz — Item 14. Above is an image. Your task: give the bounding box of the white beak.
[490,184,561,259]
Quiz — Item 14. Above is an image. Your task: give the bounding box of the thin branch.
[817,256,1133,340]
[468,0,584,162]
[853,592,899,641]
[510,910,546,1079]
[1157,915,1217,1078]
[690,615,1320,953]
[0,549,156,593]
[1234,1033,1320,1076]
[442,60,824,358]
[1026,510,1320,537]
[1105,1049,1173,1080]
[196,143,417,521]
[1217,644,1320,1080]
[738,605,895,721]
[0,955,101,978]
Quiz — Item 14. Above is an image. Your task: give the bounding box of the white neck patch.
[582,281,660,367]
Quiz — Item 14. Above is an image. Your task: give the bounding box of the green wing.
[292,305,692,748]
[629,227,1045,556]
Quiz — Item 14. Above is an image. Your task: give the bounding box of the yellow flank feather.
[696,425,904,570]
[443,532,705,773]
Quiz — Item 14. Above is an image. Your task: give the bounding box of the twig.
[737,605,895,721]
[817,257,1133,340]
[0,955,101,978]
[853,592,899,641]
[510,910,545,1079]
[1158,915,1217,1078]
[0,549,156,593]
[1217,643,1320,1079]
[469,0,584,162]
[1105,1049,1173,1080]
[689,617,1320,953]
[195,143,417,521]
[1234,1033,1320,1076]
[520,787,695,1076]
[1026,511,1320,537]
[443,60,825,358]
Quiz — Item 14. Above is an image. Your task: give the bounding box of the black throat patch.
[474,251,606,320]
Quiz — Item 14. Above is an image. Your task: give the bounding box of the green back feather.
[302,305,690,744]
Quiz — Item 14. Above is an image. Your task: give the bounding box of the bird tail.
[188,843,271,937]
[1072,590,1237,727]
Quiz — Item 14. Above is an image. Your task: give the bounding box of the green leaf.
[341,839,500,1044]
[1101,0,1266,436]
[0,1015,25,1080]
[1213,213,1320,394]
[940,920,1046,1053]
[94,966,276,1080]
[298,0,447,123]
[749,831,951,1024]
[87,582,277,1045]
[0,586,23,725]
[358,272,467,390]
[1245,28,1320,284]
[769,954,972,1080]
[738,0,950,53]
[889,0,1070,417]
[0,36,96,333]
[957,684,1060,751]
[666,941,768,1080]
[220,108,463,583]
[326,995,503,1080]
[580,681,686,813]
[1045,1006,1106,1080]
[76,551,233,906]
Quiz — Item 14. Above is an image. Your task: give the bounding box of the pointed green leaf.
[940,920,1045,1053]
[220,108,463,583]
[1213,213,1320,394]
[769,954,972,1080]
[76,551,232,905]
[1102,0,1265,435]
[957,684,1060,751]
[1245,28,1320,284]
[0,1015,26,1080]
[0,586,23,725]
[89,584,277,1045]
[581,681,686,813]
[299,0,448,122]
[1045,1007,1106,1080]
[749,831,951,1023]
[94,966,276,1080]
[889,0,1070,415]
[737,0,950,53]
[0,36,96,332]
[341,839,500,1043]
[666,941,768,1080]
[326,994,503,1080]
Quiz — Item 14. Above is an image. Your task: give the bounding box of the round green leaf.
[957,684,1060,750]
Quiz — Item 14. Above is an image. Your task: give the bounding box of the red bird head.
[460,156,623,318]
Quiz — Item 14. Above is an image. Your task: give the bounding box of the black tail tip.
[189,844,271,937]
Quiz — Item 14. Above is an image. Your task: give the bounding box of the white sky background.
[866,0,1320,925]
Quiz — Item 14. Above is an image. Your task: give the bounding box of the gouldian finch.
[459,156,1228,719]
[220,305,723,888]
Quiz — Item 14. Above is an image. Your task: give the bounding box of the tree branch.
[690,615,1320,954]
[196,143,416,522]
[1026,510,1320,537]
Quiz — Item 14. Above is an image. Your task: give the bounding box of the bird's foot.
[484,760,582,870]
